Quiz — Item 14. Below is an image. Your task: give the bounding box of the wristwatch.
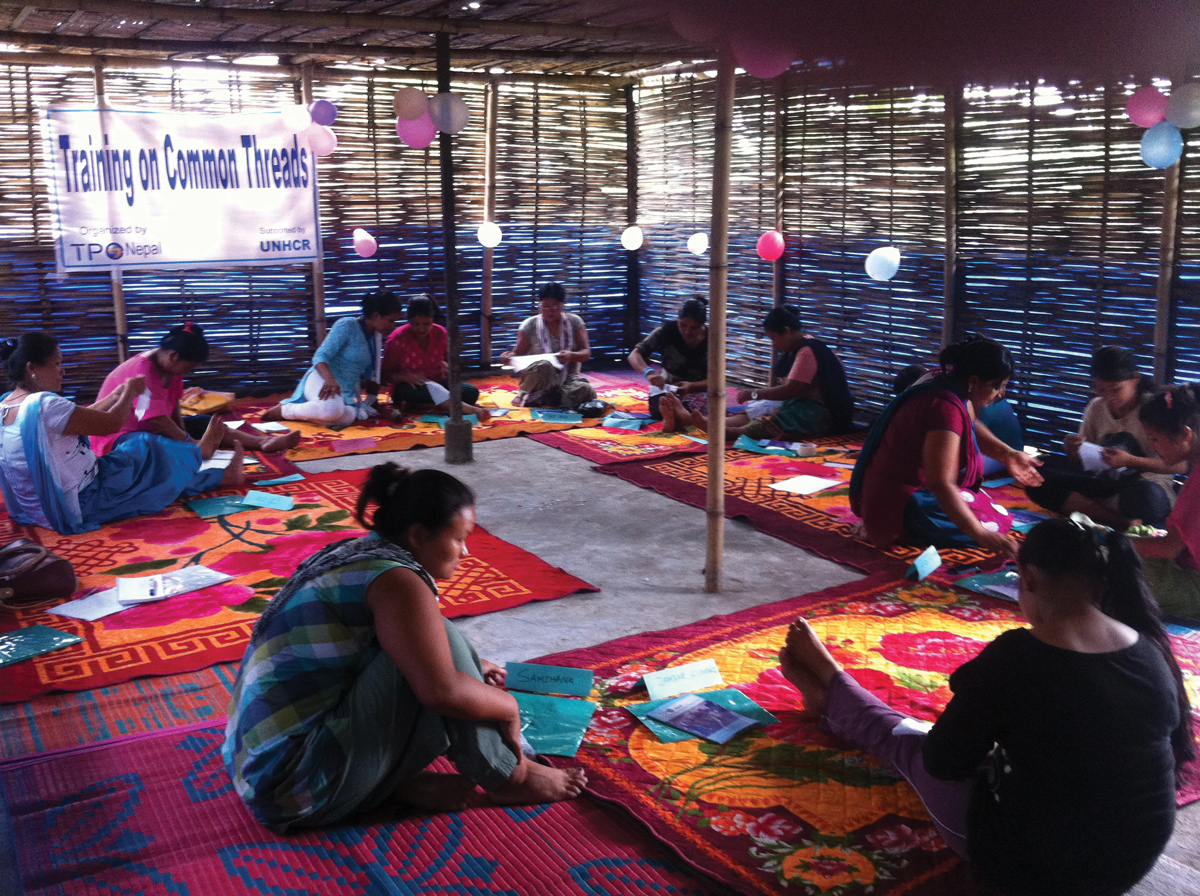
[751,390,760,401]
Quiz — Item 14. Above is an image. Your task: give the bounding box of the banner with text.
[44,106,321,272]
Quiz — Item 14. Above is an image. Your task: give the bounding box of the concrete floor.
[299,436,1200,895]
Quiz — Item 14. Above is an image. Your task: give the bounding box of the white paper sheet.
[116,575,164,604]
[199,449,235,472]
[50,566,233,621]
[504,353,564,372]
[252,421,291,433]
[768,475,842,495]
[224,419,245,429]
[1078,441,1109,473]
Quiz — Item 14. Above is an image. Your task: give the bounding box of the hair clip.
[1165,390,1174,409]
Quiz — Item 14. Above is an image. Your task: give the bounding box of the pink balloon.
[1128,86,1169,128]
[395,111,437,149]
[352,228,377,258]
[669,0,721,44]
[731,31,795,80]
[756,230,785,261]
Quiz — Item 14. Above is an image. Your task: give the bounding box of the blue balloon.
[309,99,339,127]
[1141,121,1183,169]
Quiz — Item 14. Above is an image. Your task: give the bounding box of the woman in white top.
[0,332,239,535]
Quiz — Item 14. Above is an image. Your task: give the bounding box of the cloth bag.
[0,538,77,608]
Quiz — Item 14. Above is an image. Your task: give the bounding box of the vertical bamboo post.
[93,61,127,363]
[772,72,787,308]
[1154,159,1183,383]
[625,83,640,347]
[437,32,472,463]
[942,84,960,349]
[705,50,736,594]
[301,66,327,343]
[481,79,498,365]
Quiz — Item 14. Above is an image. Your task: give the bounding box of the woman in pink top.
[92,324,300,458]
[849,337,1042,558]
[1131,384,1200,621]
[381,296,490,421]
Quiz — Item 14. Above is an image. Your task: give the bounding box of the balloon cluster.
[1127,84,1200,169]
[393,87,471,149]
[280,99,341,159]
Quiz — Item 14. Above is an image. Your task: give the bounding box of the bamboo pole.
[0,30,681,67]
[625,83,640,348]
[705,49,735,594]
[942,84,960,349]
[437,33,472,464]
[28,0,677,44]
[301,67,328,344]
[481,79,498,365]
[1154,159,1183,383]
[773,72,787,308]
[93,61,127,363]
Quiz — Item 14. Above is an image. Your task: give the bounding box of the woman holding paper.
[1027,347,1182,529]
[92,323,301,457]
[778,518,1192,896]
[381,295,490,421]
[224,463,587,831]
[849,337,1029,557]
[1130,384,1200,621]
[262,290,402,426]
[628,296,709,421]
[0,331,238,535]
[500,282,596,409]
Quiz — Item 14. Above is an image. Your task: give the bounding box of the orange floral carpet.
[229,371,651,462]
[0,469,596,703]
[537,574,1200,896]
[597,435,1043,577]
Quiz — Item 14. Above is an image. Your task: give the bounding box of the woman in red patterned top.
[382,296,490,421]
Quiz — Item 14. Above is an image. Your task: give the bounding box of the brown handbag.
[0,539,78,609]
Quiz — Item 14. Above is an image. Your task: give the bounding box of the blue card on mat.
[506,662,594,696]
[254,473,305,486]
[187,495,249,518]
[907,545,942,581]
[532,409,584,424]
[241,490,295,511]
[512,692,597,758]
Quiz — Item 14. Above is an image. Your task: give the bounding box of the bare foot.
[660,393,680,432]
[778,645,829,717]
[394,771,479,813]
[261,430,302,453]
[487,760,587,806]
[260,403,284,422]
[784,619,842,687]
[199,416,228,460]
[467,404,492,424]
[220,444,245,487]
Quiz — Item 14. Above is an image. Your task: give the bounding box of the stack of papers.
[504,661,596,757]
[646,693,762,744]
[955,568,1021,603]
[49,566,233,621]
[628,688,779,743]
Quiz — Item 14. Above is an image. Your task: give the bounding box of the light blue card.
[681,434,708,445]
[907,545,942,581]
[643,658,724,701]
[255,473,305,486]
[627,688,779,743]
[532,409,584,424]
[512,692,597,758]
[732,434,796,457]
[601,416,644,430]
[506,662,594,696]
[981,476,1016,488]
[241,490,295,511]
[418,414,479,427]
[0,625,84,667]
[187,495,250,518]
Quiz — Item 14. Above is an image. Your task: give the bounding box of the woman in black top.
[779,518,1194,896]
[629,297,709,421]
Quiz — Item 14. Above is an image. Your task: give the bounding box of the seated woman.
[381,296,490,422]
[660,304,854,439]
[500,282,596,409]
[0,332,240,535]
[628,296,709,421]
[223,463,587,831]
[92,323,301,458]
[1130,384,1200,621]
[262,290,401,426]
[778,518,1192,896]
[1028,347,1182,529]
[849,337,1039,557]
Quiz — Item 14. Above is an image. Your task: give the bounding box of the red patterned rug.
[534,574,1200,896]
[596,438,1042,577]
[0,469,596,703]
[0,723,726,896]
[529,424,707,464]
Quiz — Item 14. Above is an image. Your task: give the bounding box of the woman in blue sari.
[0,332,237,535]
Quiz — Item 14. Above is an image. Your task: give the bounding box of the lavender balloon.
[309,100,339,127]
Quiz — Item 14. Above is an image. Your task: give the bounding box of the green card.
[627,688,779,743]
[506,662,594,696]
[186,495,249,518]
[0,625,84,667]
[512,692,597,757]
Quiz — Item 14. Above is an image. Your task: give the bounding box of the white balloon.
[865,246,901,281]
[428,93,471,134]
[306,123,338,157]
[1166,82,1200,130]
[477,221,503,248]
[393,87,429,121]
[687,232,709,255]
[620,225,644,251]
[280,105,312,132]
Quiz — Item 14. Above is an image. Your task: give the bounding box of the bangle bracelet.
[643,367,654,379]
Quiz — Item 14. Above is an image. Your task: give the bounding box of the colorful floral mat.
[229,371,653,462]
[529,424,707,464]
[536,574,1200,896]
[0,469,596,703]
[0,723,726,896]
[596,436,1042,577]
